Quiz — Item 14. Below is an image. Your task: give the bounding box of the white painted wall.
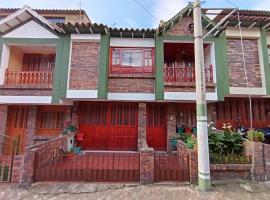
[66,90,98,99]
[110,38,155,47]
[226,27,260,38]
[0,96,52,104]
[108,93,155,101]
[0,44,10,85]
[164,92,218,101]
[2,20,58,39]
[71,34,101,42]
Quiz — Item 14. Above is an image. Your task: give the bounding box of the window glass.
[122,49,143,67]
[112,49,121,65]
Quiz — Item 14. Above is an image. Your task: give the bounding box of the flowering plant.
[61,120,77,135]
[222,123,232,135]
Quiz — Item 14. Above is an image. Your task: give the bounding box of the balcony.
[164,64,214,84]
[4,69,54,88]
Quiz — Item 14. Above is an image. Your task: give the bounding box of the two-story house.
[0,3,270,156]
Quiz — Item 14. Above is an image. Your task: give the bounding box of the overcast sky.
[1,0,270,28]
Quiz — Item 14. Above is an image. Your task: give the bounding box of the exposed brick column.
[64,106,72,122]
[138,103,147,150]
[263,144,270,180]
[167,104,176,152]
[24,106,37,150]
[244,141,265,180]
[11,155,24,183]
[189,149,198,184]
[140,148,154,184]
[72,102,79,127]
[0,105,8,153]
[20,106,37,186]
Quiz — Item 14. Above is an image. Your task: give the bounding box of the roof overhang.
[0,5,65,35]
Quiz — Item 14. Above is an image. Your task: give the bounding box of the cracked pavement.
[0,181,270,200]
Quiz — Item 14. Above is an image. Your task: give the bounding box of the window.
[110,48,154,73]
[46,17,65,23]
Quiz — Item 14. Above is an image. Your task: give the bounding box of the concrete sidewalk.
[0,181,270,200]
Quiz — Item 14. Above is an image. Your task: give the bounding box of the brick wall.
[0,88,52,96]
[139,148,154,184]
[0,105,8,153]
[69,42,100,90]
[165,86,215,92]
[167,104,176,152]
[263,144,270,179]
[165,16,207,36]
[108,77,155,93]
[138,103,147,150]
[227,39,262,88]
[211,164,251,180]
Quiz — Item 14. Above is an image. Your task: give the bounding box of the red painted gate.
[147,104,167,151]
[79,103,138,151]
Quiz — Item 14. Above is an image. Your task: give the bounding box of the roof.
[0,7,91,24]
[204,8,270,29]
[59,22,156,38]
[0,5,64,34]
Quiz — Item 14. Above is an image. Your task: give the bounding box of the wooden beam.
[187,8,192,16]
[223,20,229,27]
[248,22,256,29]
[131,32,134,38]
[263,22,270,29]
[142,32,145,38]
[213,30,219,37]
[205,22,212,29]
[75,27,80,34]
[120,32,123,38]
[104,27,108,35]
[4,22,12,28]
[89,26,93,34]
[15,16,23,23]
[234,21,241,28]
[170,21,174,28]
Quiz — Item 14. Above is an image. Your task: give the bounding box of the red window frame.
[109,47,155,73]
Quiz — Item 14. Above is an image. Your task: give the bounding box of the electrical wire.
[226,0,256,181]
[132,0,160,22]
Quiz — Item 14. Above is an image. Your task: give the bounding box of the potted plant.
[170,135,181,151]
[61,120,77,152]
[247,130,264,142]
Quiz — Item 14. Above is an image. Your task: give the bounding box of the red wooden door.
[5,107,28,154]
[108,104,138,151]
[147,104,167,151]
[78,103,138,151]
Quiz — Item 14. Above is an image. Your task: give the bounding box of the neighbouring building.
[0,3,270,184]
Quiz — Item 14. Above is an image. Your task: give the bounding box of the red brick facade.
[69,42,100,90]
[108,77,155,93]
[0,88,52,96]
[227,39,262,88]
[165,16,207,36]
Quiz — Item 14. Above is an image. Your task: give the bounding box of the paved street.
[0,181,270,200]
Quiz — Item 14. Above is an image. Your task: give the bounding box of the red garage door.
[79,103,138,151]
[147,104,167,151]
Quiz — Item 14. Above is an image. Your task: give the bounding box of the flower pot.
[76,133,85,141]
[170,139,178,151]
[185,127,192,133]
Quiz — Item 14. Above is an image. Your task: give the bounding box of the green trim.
[97,34,110,99]
[52,35,71,103]
[260,29,270,95]
[1,38,59,45]
[198,177,211,191]
[160,3,216,34]
[155,36,164,100]
[214,32,229,100]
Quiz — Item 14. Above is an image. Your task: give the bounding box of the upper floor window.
[46,17,65,23]
[110,47,154,73]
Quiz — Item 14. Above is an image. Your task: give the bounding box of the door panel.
[5,107,28,154]
[78,103,138,151]
[147,104,167,151]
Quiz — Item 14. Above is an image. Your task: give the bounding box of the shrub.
[209,131,244,156]
[247,130,264,142]
[186,135,197,149]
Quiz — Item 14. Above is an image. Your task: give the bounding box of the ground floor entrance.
[78,102,138,151]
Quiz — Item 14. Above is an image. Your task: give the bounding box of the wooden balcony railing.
[164,64,214,83]
[4,70,54,87]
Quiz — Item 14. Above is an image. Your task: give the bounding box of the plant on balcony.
[247,130,265,142]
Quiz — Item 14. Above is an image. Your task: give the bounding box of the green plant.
[186,135,197,149]
[222,122,233,135]
[209,132,244,156]
[61,120,77,135]
[247,130,264,142]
